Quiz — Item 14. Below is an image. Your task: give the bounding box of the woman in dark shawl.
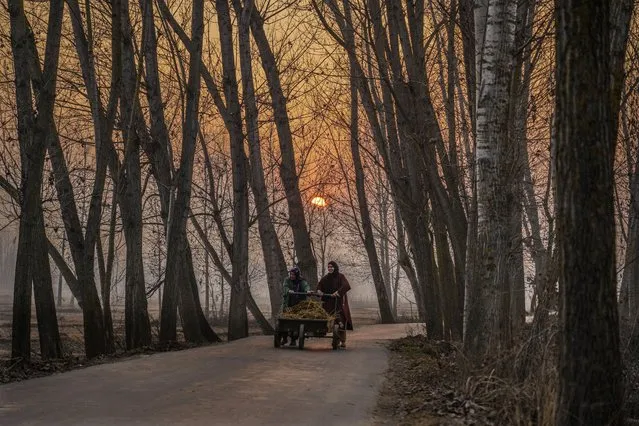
[316,261,353,348]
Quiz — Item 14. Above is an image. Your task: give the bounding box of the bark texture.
[463,0,518,358]
[555,2,623,423]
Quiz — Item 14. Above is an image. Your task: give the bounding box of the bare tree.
[160,0,207,344]
[156,0,272,335]
[9,0,64,361]
[64,0,125,357]
[117,0,153,349]
[140,0,219,344]
[240,0,319,286]
[234,0,287,321]
[342,0,393,323]
[214,0,250,339]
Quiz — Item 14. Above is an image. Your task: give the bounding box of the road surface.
[0,323,422,425]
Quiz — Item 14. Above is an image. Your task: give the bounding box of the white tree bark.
[464,0,517,358]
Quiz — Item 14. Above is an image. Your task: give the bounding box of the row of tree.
[1,0,637,422]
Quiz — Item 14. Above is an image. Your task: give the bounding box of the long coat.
[316,272,353,330]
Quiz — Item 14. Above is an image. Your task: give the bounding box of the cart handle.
[287,291,340,298]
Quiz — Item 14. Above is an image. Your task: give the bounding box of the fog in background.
[0,224,421,318]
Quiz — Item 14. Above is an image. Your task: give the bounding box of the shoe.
[339,342,346,348]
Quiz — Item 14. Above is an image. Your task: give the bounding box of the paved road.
[0,323,421,426]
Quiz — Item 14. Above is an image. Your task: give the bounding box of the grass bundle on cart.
[280,300,334,321]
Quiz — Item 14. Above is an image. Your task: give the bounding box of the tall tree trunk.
[234,0,287,321]
[9,0,35,356]
[459,0,476,127]
[160,0,206,344]
[119,0,152,349]
[611,0,635,326]
[9,0,65,361]
[555,1,623,423]
[433,208,461,340]
[507,0,536,338]
[394,207,422,317]
[139,0,173,225]
[33,205,63,359]
[622,143,639,325]
[149,0,222,343]
[56,237,65,307]
[182,244,221,342]
[217,0,250,340]
[342,0,393,323]
[443,0,464,340]
[463,0,517,359]
[66,0,127,358]
[241,1,318,286]
[97,192,117,353]
[376,174,393,305]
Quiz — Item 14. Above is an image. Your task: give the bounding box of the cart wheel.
[274,331,281,348]
[298,324,305,350]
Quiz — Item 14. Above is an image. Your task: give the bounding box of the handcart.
[274,292,342,350]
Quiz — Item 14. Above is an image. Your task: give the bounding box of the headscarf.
[328,261,339,274]
[289,266,301,279]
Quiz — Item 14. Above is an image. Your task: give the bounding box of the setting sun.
[310,196,327,207]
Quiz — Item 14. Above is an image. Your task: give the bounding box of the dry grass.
[375,315,639,425]
[279,299,335,320]
[374,323,563,425]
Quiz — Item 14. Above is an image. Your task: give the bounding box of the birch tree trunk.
[463,0,517,358]
[555,1,622,423]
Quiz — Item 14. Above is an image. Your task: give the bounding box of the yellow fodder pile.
[280,299,334,320]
